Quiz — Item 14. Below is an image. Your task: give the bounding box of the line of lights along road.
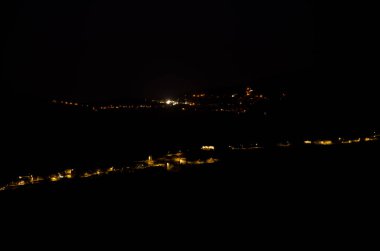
[1,132,378,192]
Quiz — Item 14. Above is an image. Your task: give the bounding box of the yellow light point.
[316,140,333,145]
[195,160,205,165]
[166,163,172,171]
[304,140,312,144]
[50,176,58,182]
[147,156,154,166]
[65,169,73,175]
[364,137,376,142]
[193,94,206,98]
[31,176,44,183]
[174,157,186,164]
[107,167,114,172]
[17,180,26,186]
[206,158,218,164]
[342,140,352,144]
[201,146,215,151]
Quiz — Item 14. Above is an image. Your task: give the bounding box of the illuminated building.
[174,157,187,165]
[147,155,154,166]
[65,169,73,175]
[314,140,333,145]
[16,180,26,186]
[201,146,215,151]
[246,87,253,96]
[364,137,377,142]
[165,99,178,106]
[63,169,74,179]
[206,158,218,164]
[166,163,172,171]
[30,176,44,184]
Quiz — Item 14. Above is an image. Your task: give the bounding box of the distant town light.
[165,99,178,105]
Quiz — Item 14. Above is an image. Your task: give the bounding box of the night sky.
[1,0,314,101]
[1,1,377,111]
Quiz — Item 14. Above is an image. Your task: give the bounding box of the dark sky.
[2,0,315,102]
[1,1,377,109]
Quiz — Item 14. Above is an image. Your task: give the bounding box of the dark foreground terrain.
[1,102,378,242]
